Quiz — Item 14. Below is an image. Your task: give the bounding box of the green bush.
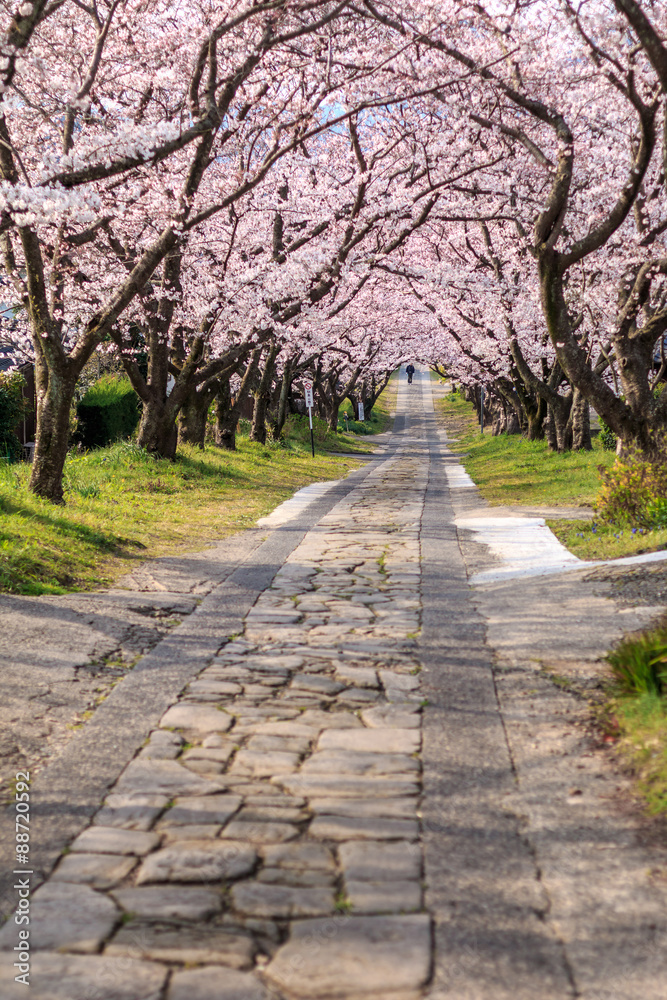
[75,375,139,450]
[596,445,667,528]
[0,372,29,461]
[647,496,667,529]
[607,627,667,697]
[598,418,617,451]
[338,415,372,435]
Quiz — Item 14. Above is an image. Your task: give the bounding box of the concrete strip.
[444,463,477,489]
[458,514,582,582]
[429,373,667,998]
[256,479,341,527]
[419,372,574,998]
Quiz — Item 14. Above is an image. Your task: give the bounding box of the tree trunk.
[29,361,77,503]
[506,410,521,435]
[214,379,237,451]
[270,358,293,441]
[250,344,279,444]
[491,398,506,435]
[545,407,557,451]
[177,386,210,449]
[136,395,178,458]
[315,365,362,432]
[251,391,269,444]
[525,397,547,441]
[553,397,573,452]
[325,397,339,432]
[358,371,393,420]
[214,348,261,451]
[361,396,375,420]
[315,373,340,431]
[570,389,592,451]
[538,252,653,450]
[494,376,525,434]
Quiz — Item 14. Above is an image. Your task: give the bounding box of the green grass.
[438,392,614,506]
[0,419,369,595]
[603,622,667,815]
[548,519,667,560]
[80,373,135,405]
[339,380,396,436]
[613,693,667,815]
[607,626,667,697]
[437,391,667,559]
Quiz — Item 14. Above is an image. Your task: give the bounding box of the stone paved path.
[1,370,667,999]
[0,380,432,1000]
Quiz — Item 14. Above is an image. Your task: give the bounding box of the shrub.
[596,445,667,528]
[0,372,29,461]
[338,415,372,435]
[598,418,617,451]
[75,375,140,450]
[607,627,667,697]
[647,496,667,529]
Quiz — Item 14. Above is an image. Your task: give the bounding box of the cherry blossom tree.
[1,0,421,500]
[8,0,667,499]
[361,1,667,453]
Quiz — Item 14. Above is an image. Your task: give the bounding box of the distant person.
[406,363,415,384]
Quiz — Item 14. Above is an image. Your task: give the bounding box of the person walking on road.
[406,363,415,383]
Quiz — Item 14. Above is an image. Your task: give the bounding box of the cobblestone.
[93,792,168,830]
[135,840,257,884]
[110,885,224,920]
[10,439,431,997]
[264,914,432,998]
[105,924,256,967]
[0,882,119,954]
[156,794,242,826]
[114,759,227,796]
[317,728,421,754]
[0,953,168,1000]
[231,881,335,917]
[338,840,422,881]
[167,967,273,1000]
[345,879,422,913]
[69,826,160,855]
[50,853,137,888]
[310,815,420,840]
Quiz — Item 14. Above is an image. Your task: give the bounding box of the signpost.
[358,401,364,422]
[304,380,315,458]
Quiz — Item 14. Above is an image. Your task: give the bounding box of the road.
[0,368,665,999]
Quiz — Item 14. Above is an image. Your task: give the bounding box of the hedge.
[0,372,29,461]
[75,375,140,449]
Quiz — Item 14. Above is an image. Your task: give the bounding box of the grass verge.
[437,389,667,559]
[339,373,397,436]
[438,391,613,506]
[603,622,667,815]
[548,520,667,560]
[0,419,368,596]
[611,693,667,815]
